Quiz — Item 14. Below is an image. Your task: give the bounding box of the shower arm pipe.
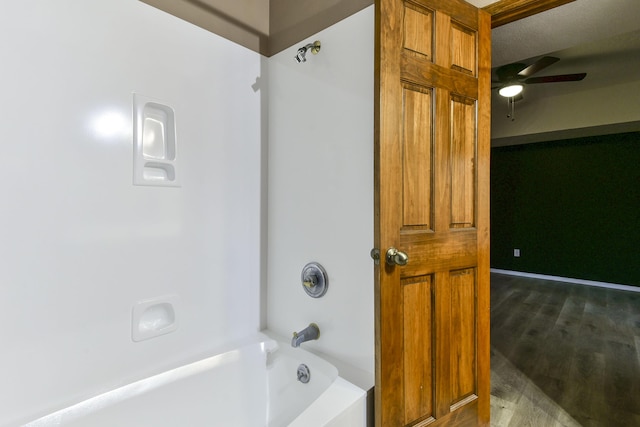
[304,40,321,55]
[302,41,321,55]
[295,40,321,62]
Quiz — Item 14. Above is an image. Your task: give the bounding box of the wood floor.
[489,273,640,426]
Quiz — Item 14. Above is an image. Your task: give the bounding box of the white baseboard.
[490,269,640,293]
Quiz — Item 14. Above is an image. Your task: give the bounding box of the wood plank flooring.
[490,273,640,426]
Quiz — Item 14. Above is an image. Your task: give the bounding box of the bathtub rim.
[20,330,366,427]
[261,329,375,392]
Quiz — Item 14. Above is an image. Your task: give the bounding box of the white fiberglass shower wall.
[267,6,375,380]
[0,1,263,425]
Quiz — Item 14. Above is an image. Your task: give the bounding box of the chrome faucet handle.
[302,274,317,289]
[301,263,328,298]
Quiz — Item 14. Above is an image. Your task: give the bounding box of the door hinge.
[370,248,380,265]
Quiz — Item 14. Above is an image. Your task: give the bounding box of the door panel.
[451,22,477,76]
[402,84,433,229]
[375,0,491,425]
[403,276,434,423]
[403,4,433,60]
[450,95,476,229]
[450,268,478,405]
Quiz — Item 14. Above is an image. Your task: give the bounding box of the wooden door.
[374,0,491,426]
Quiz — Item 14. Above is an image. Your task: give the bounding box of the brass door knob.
[386,247,409,266]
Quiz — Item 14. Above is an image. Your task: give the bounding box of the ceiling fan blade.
[517,56,560,78]
[495,63,527,82]
[524,73,587,84]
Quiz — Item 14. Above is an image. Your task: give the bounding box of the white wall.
[267,7,375,380]
[0,1,263,425]
[491,78,640,142]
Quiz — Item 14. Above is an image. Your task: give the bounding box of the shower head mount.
[294,40,321,63]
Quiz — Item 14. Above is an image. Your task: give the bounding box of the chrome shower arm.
[294,40,321,63]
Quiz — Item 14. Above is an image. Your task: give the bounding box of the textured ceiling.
[492,0,640,67]
[488,0,640,143]
[142,0,640,143]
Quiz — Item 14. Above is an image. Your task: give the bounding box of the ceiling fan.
[493,56,586,120]
[493,56,587,99]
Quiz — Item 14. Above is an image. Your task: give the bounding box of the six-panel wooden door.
[374,0,491,425]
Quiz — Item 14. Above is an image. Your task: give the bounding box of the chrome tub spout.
[291,323,320,348]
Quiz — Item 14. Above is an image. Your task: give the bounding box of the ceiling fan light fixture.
[499,84,523,98]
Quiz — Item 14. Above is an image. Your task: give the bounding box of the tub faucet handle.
[303,275,317,289]
[301,262,328,298]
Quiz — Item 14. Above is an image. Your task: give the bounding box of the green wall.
[491,132,640,287]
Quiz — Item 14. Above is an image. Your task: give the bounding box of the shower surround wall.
[267,7,375,379]
[0,1,263,425]
[1,2,375,424]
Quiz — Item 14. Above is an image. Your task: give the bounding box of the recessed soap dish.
[132,295,179,342]
[133,93,179,187]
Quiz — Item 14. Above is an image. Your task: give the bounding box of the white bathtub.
[22,333,367,427]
